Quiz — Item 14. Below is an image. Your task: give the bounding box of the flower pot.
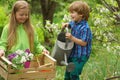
[24,61,30,68]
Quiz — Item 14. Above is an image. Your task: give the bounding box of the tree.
[100,0,120,24]
[26,0,57,26]
[40,0,57,26]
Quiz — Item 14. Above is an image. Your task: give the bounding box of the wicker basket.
[0,53,56,80]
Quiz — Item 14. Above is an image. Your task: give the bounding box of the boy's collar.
[73,20,86,25]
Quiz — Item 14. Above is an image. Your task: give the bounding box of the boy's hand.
[62,23,69,29]
[66,32,73,40]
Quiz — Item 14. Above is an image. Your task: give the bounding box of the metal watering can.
[52,27,75,72]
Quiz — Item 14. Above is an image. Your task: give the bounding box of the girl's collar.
[17,24,24,27]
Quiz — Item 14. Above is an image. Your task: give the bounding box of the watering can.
[52,27,75,72]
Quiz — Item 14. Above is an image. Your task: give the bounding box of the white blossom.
[16,50,24,55]
[20,56,27,63]
[28,53,34,60]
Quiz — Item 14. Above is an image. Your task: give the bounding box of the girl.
[0,0,49,57]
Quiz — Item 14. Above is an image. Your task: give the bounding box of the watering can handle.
[66,27,69,33]
[61,27,69,33]
[65,27,69,48]
[61,25,71,49]
[61,24,70,32]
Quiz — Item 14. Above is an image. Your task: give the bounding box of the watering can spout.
[61,61,68,66]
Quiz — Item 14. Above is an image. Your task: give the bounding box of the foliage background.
[0,0,120,80]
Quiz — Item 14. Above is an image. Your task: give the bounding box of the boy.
[62,1,92,80]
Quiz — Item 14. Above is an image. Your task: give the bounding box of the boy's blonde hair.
[69,1,90,21]
[7,0,34,51]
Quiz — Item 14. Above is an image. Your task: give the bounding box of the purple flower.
[25,49,30,54]
[8,53,17,61]
[7,49,33,69]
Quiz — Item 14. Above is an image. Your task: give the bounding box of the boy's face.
[70,11,83,22]
[15,8,29,24]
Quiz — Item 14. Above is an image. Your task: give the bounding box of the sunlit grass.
[53,48,120,80]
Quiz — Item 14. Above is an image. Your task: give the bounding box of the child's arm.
[66,32,87,46]
[34,32,49,54]
[0,25,9,57]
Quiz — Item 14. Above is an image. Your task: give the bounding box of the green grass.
[54,47,120,80]
[81,48,120,80]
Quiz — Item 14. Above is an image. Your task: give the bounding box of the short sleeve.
[81,28,91,42]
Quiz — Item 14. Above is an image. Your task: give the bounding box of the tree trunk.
[116,0,120,8]
[40,0,57,26]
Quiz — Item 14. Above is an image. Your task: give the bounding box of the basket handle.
[43,53,56,62]
[1,56,12,65]
[1,56,17,68]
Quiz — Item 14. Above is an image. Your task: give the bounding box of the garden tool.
[52,27,75,72]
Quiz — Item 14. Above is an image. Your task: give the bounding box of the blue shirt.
[69,20,92,58]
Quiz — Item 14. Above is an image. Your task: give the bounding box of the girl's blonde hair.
[69,1,90,21]
[7,0,34,51]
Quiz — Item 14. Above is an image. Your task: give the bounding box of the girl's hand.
[0,49,5,57]
[42,48,50,54]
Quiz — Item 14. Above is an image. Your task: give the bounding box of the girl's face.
[70,11,83,22]
[15,8,29,24]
